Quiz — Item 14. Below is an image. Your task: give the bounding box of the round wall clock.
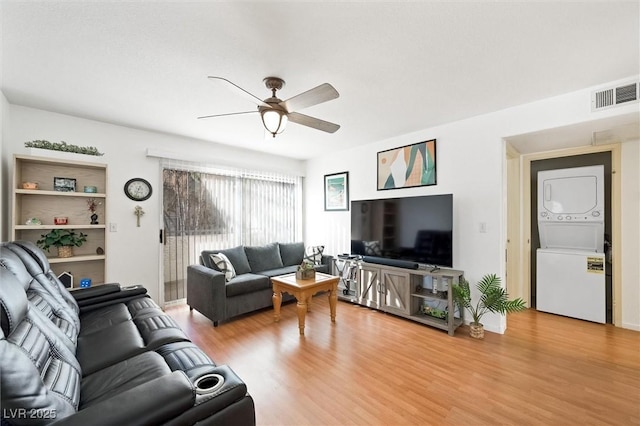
[124,178,152,201]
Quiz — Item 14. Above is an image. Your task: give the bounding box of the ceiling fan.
[198,76,340,137]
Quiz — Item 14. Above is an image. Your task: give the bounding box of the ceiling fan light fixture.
[200,76,339,136]
[261,108,288,137]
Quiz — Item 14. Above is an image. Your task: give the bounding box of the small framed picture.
[324,171,349,211]
[53,177,77,192]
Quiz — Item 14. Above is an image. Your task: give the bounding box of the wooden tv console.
[332,258,464,336]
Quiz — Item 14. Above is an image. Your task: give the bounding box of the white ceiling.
[2,1,639,160]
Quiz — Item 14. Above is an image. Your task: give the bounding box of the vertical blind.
[162,160,302,303]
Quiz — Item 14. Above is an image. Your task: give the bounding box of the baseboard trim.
[621,321,640,331]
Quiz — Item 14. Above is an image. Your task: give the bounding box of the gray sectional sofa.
[187,242,331,326]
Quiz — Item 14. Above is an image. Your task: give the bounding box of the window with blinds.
[162,162,302,303]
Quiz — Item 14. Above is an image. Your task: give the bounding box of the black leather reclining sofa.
[0,241,255,425]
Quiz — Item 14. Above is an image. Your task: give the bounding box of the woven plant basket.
[469,323,484,339]
[57,246,74,258]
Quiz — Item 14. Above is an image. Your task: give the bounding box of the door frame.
[157,163,166,309]
[505,143,523,303]
[512,143,622,326]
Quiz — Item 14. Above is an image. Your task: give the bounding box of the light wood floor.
[166,296,640,426]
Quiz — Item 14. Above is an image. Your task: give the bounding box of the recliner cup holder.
[194,373,225,394]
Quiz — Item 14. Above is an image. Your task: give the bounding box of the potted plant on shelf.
[37,229,87,258]
[452,273,526,339]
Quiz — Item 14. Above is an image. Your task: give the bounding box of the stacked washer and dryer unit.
[536,165,606,323]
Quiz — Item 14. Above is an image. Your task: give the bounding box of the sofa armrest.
[164,365,256,425]
[310,254,334,275]
[74,284,150,313]
[72,283,122,301]
[321,254,333,266]
[187,265,226,326]
[53,372,195,426]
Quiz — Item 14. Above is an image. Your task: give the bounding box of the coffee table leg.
[329,287,337,323]
[297,299,307,335]
[273,289,282,322]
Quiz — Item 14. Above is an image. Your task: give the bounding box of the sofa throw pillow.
[244,243,284,272]
[209,253,236,282]
[304,245,325,265]
[363,240,382,256]
[279,242,305,267]
[218,246,252,275]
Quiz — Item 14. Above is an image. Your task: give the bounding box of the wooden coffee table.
[271,272,339,335]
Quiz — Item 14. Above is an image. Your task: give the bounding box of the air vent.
[616,83,638,104]
[592,81,639,111]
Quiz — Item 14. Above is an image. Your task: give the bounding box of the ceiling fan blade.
[207,76,268,107]
[281,83,339,113]
[288,112,340,133]
[197,110,258,120]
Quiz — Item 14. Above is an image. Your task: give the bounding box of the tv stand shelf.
[333,259,464,335]
[411,288,448,301]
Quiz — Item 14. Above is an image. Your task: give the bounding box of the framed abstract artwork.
[377,139,436,190]
[324,171,349,211]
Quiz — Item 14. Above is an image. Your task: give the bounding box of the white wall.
[305,77,640,334]
[621,139,640,330]
[5,105,305,302]
[0,90,9,241]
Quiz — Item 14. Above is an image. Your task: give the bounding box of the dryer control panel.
[539,209,603,222]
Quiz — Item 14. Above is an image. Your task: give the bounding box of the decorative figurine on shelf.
[87,198,102,224]
[134,205,145,227]
[22,182,39,190]
[25,217,42,226]
[54,217,68,225]
[57,271,73,289]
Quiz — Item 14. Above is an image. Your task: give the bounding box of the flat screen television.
[350,194,453,267]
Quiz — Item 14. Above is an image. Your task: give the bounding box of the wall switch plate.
[109,223,117,232]
[479,222,487,233]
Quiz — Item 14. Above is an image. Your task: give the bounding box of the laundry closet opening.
[530,152,612,323]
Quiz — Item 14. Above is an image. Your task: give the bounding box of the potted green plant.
[37,229,87,258]
[296,260,316,280]
[452,273,526,339]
